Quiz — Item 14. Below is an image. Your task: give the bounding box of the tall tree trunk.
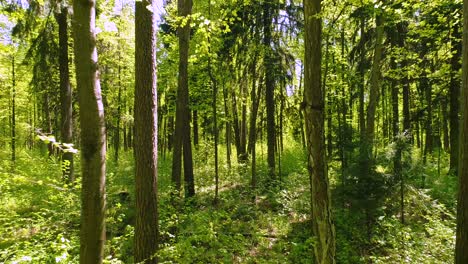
[390,38,403,224]
[240,76,248,162]
[397,23,411,137]
[55,7,74,182]
[442,101,450,151]
[11,56,16,163]
[231,86,242,160]
[358,17,366,151]
[422,58,433,168]
[365,15,384,163]
[450,22,462,175]
[114,54,122,163]
[72,0,107,261]
[134,0,159,261]
[249,61,260,192]
[304,0,335,262]
[223,82,232,168]
[340,25,348,184]
[264,0,276,179]
[455,2,468,262]
[172,0,195,198]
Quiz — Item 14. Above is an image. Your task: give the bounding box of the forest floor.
[0,139,458,263]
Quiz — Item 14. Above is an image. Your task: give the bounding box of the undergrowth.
[0,139,457,263]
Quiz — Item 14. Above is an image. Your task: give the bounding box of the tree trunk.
[422,58,433,167]
[390,39,403,224]
[114,54,122,163]
[55,7,74,182]
[358,17,366,151]
[134,0,159,262]
[365,15,384,163]
[11,56,16,163]
[263,0,276,179]
[72,0,107,261]
[455,1,468,262]
[450,22,462,175]
[223,82,232,168]
[340,25,348,184]
[193,110,199,147]
[172,0,195,198]
[249,61,260,192]
[397,23,411,138]
[240,75,248,162]
[303,0,335,262]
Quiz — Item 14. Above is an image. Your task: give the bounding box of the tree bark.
[390,36,403,224]
[455,1,468,262]
[72,0,107,261]
[134,0,159,262]
[11,56,16,163]
[223,82,232,168]
[263,0,276,179]
[172,0,195,197]
[450,21,462,175]
[193,110,199,147]
[365,15,384,161]
[55,7,74,182]
[303,0,335,262]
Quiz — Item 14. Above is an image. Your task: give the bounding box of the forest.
[1,0,468,263]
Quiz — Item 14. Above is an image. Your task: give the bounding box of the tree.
[263,0,276,179]
[11,55,16,163]
[54,5,74,182]
[455,1,468,262]
[303,0,335,262]
[450,17,461,175]
[172,0,195,198]
[134,0,159,261]
[72,0,107,261]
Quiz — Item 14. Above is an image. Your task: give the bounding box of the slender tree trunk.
[11,56,16,163]
[304,0,335,262]
[209,61,218,204]
[455,2,468,262]
[115,54,122,163]
[72,0,107,261]
[207,0,218,203]
[422,57,433,168]
[450,22,462,175]
[223,82,232,168]
[193,110,199,148]
[358,17,366,150]
[397,23,411,138]
[340,26,348,184]
[55,7,74,181]
[43,92,54,156]
[240,77,248,162]
[365,15,384,163]
[264,0,276,179]
[442,101,450,151]
[249,61,260,192]
[167,115,173,151]
[134,0,159,261]
[231,86,242,160]
[390,43,403,224]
